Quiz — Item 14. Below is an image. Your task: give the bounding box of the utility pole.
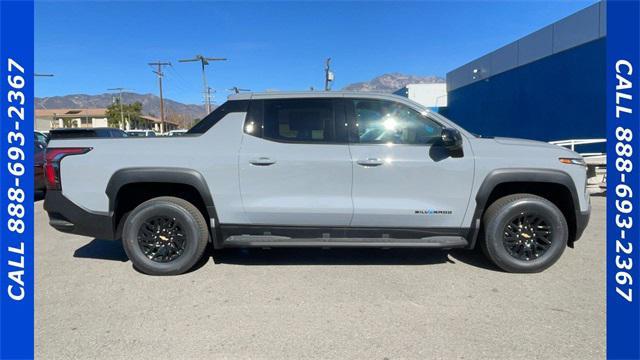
[107,87,127,129]
[179,55,227,114]
[35,73,55,128]
[324,58,334,91]
[206,87,215,108]
[35,73,54,109]
[148,61,171,133]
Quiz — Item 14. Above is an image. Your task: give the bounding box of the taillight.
[44,147,92,190]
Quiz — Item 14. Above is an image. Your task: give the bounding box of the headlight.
[559,157,586,166]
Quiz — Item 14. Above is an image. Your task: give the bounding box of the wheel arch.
[468,168,581,249]
[105,167,221,247]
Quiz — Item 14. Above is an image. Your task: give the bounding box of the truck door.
[238,98,353,226]
[346,98,474,228]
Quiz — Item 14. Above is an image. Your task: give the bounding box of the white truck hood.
[491,137,580,157]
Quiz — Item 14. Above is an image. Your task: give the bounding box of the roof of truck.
[227,91,408,101]
[225,90,476,138]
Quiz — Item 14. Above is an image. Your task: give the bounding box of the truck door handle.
[249,157,276,166]
[357,158,384,167]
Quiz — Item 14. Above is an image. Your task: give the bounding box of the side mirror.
[440,128,462,150]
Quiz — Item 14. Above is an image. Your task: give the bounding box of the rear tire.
[122,196,209,275]
[481,194,568,273]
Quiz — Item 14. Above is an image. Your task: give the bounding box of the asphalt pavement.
[35,197,605,359]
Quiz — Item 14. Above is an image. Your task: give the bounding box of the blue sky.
[35,1,595,105]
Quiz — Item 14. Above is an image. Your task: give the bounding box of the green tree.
[106,101,143,128]
[62,118,76,128]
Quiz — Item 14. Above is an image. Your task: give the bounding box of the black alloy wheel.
[481,193,568,273]
[502,213,552,261]
[122,196,209,275]
[138,216,187,262]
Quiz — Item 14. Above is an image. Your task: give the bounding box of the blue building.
[444,2,605,146]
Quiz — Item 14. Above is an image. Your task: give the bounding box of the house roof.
[35,108,107,117]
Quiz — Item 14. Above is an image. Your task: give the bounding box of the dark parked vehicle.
[48,127,128,140]
[35,131,49,144]
[35,140,47,193]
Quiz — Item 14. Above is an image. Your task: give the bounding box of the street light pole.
[179,55,227,114]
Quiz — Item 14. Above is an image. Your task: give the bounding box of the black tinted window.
[49,130,97,139]
[263,99,334,143]
[244,100,263,138]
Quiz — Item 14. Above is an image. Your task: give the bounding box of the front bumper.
[44,191,116,240]
[573,202,591,245]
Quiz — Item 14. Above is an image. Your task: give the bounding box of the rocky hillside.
[35,92,206,120]
[343,73,445,93]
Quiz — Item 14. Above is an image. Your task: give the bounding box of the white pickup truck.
[44,92,590,275]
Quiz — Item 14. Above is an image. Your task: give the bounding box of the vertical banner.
[0,0,35,359]
[607,0,640,359]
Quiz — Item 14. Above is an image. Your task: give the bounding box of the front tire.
[122,196,209,275]
[481,194,568,273]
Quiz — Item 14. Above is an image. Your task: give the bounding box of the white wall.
[35,117,52,131]
[93,117,108,127]
[405,83,447,108]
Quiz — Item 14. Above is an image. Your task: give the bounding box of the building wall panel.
[442,38,605,145]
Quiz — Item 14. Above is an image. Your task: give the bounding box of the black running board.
[223,235,468,249]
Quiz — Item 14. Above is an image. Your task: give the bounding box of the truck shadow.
[73,240,502,271]
[74,239,129,262]
[209,247,500,270]
[210,248,452,266]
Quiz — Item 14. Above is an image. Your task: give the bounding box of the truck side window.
[352,100,442,145]
[262,99,335,143]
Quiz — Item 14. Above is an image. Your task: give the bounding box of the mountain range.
[35,73,445,118]
[342,73,445,92]
[35,92,206,120]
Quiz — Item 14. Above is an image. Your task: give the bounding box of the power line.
[165,64,196,95]
[148,61,171,133]
[168,64,195,89]
[179,54,227,114]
